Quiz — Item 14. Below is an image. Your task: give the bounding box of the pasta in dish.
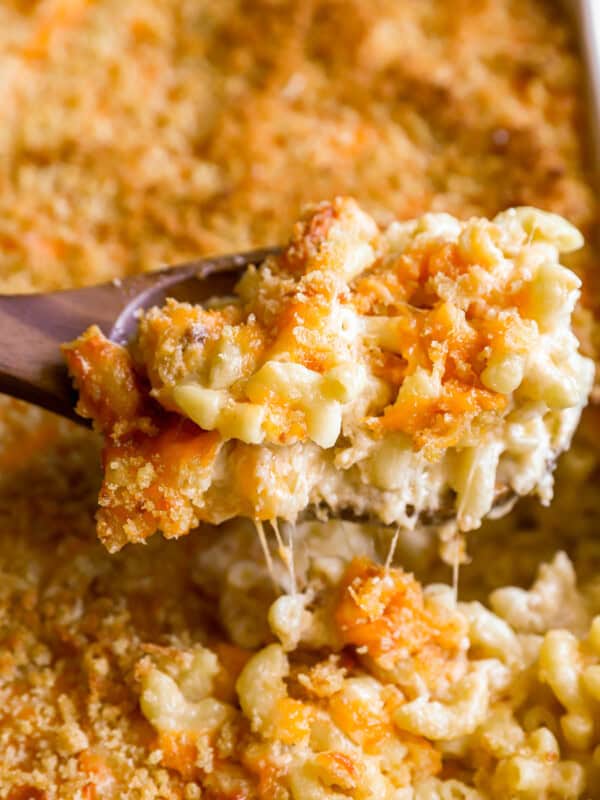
[2,1,600,798]
[131,518,599,799]
[64,199,593,551]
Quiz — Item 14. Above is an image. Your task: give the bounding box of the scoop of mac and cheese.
[64,198,593,551]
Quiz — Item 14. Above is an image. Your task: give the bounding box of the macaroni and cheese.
[129,518,600,799]
[2,1,599,798]
[65,200,593,551]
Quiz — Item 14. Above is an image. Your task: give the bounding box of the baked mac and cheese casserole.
[2,1,600,799]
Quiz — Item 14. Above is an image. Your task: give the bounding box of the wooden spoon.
[0,247,280,423]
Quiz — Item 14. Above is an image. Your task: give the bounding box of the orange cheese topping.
[335,558,466,675]
[157,732,199,782]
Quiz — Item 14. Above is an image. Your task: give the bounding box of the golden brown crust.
[62,326,154,437]
[98,419,221,551]
[335,557,466,673]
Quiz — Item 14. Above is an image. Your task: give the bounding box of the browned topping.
[335,558,465,670]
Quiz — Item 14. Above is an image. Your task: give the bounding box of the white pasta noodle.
[452,443,504,532]
[459,601,524,666]
[538,630,594,750]
[140,647,233,735]
[412,779,485,799]
[173,383,267,444]
[490,552,589,635]
[236,643,289,734]
[394,667,490,740]
[481,352,525,395]
[493,206,584,253]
